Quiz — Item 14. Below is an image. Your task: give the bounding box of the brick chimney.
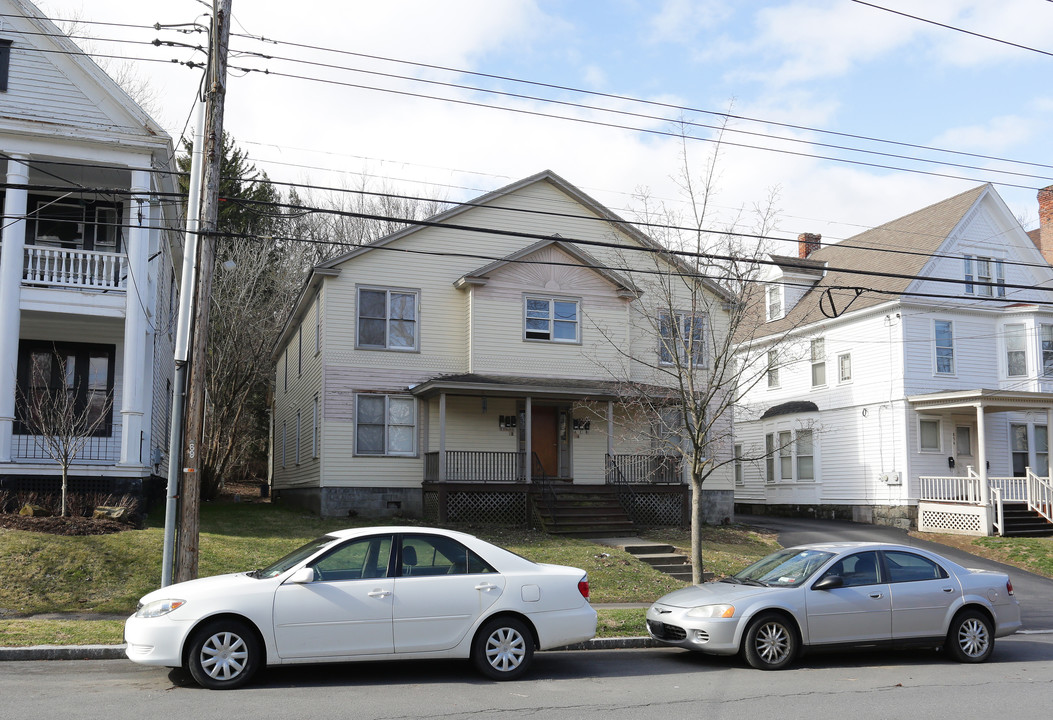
[1038,185,1053,264]
[798,232,821,259]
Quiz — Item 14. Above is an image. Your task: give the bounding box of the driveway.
[739,514,1053,632]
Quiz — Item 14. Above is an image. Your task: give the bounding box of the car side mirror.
[287,567,316,584]
[812,575,843,591]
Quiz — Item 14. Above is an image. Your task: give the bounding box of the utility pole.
[175,0,232,583]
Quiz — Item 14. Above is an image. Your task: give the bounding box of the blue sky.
[39,0,1053,252]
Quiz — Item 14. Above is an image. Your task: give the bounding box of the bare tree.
[594,123,802,583]
[17,352,113,517]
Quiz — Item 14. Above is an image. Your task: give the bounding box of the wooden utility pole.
[175,0,232,583]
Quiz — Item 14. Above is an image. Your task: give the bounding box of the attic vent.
[0,40,11,93]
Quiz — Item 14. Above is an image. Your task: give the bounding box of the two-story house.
[0,0,180,501]
[271,170,736,530]
[735,183,1053,536]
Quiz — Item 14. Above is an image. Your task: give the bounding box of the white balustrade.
[22,245,126,290]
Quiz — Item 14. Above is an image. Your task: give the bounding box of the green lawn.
[0,500,780,646]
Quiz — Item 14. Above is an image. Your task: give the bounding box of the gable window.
[659,310,707,366]
[964,255,1004,297]
[934,321,954,375]
[15,341,115,436]
[838,353,852,383]
[0,39,11,93]
[919,418,941,452]
[355,394,416,456]
[357,287,419,351]
[810,338,826,387]
[766,285,782,321]
[524,296,579,343]
[1005,324,1027,377]
[766,350,779,388]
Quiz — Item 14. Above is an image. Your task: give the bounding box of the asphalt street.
[739,513,1053,632]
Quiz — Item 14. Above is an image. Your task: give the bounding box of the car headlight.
[135,599,186,618]
[685,604,735,619]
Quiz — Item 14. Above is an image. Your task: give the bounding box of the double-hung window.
[659,310,707,366]
[919,418,941,452]
[766,285,782,321]
[838,353,852,383]
[1005,324,1027,377]
[765,428,816,482]
[964,255,1005,297]
[796,429,814,480]
[355,394,416,456]
[524,296,579,342]
[1042,325,1053,377]
[357,287,419,351]
[734,444,744,486]
[810,338,826,387]
[767,350,779,388]
[934,320,954,375]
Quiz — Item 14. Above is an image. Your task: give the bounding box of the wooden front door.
[531,406,560,477]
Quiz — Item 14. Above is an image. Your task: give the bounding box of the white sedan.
[126,527,596,688]
[647,542,1021,670]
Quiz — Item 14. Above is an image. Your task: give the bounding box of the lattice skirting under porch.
[423,486,530,526]
[917,502,986,535]
[617,488,688,527]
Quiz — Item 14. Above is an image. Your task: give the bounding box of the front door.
[531,405,560,477]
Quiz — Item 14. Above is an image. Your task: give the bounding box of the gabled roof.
[453,236,641,297]
[757,184,988,336]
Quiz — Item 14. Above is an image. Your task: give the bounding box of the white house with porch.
[734,183,1053,537]
[0,0,180,500]
[271,170,736,532]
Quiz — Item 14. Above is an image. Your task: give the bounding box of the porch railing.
[1026,468,1053,525]
[917,474,982,503]
[13,426,120,463]
[423,450,523,482]
[23,246,126,290]
[605,454,682,484]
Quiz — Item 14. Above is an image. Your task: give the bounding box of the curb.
[1,637,657,662]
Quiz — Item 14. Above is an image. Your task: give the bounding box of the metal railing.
[423,450,523,482]
[605,454,682,484]
[13,425,120,462]
[23,245,126,290]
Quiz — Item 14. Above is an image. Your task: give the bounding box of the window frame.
[658,309,708,367]
[1041,324,1053,377]
[356,286,420,352]
[765,427,818,483]
[837,352,852,383]
[1004,323,1027,378]
[766,285,782,321]
[810,338,826,388]
[523,294,581,344]
[734,444,744,486]
[919,417,942,453]
[934,320,955,376]
[766,349,780,388]
[15,340,116,436]
[354,393,418,457]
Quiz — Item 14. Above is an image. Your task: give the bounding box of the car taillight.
[578,575,590,600]
[1007,579,1014,596]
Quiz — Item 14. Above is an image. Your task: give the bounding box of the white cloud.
[647,0,731,45]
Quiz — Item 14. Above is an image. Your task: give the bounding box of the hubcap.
[756,622,791,665]
[200,631,249,681]
[485,627,526,672]
[958,618,990,658]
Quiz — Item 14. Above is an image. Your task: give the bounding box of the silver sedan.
[647,541,1021,670]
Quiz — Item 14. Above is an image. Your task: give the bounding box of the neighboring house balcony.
[21,244,127,292]
[910,389,1053,537]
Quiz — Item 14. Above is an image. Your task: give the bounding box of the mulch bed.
[0,514,128,536]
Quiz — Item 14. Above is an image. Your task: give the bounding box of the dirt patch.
[0,514,128,536]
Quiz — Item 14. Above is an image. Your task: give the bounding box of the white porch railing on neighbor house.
[919,467,1052,536]
[917,474,983,503]
[22,245,126,290]
[1026,469,1053,526]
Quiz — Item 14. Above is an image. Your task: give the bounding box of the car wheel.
[946,610,993,663]
[472,617,534,681]
[742,612,798,670]
[185,619,261,690]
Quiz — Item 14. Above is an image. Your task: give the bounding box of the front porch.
[918,468,1053,536]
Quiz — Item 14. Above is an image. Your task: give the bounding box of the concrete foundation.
[734,502,918,530]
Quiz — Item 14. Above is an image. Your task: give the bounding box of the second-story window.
[659,311,707,366]
[934,320,954,375]
[766,285,782,321]
[1042,325,1053,376]
[810,338,826,387]
[524,296,579,342]
[767,349,779,388]
[357,287,419,351]
[838,353,852,383]
[1005,324,1027,377]
[29,197,121,252]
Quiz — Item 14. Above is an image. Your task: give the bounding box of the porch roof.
[408,373,650,401]
[907,388,1053,413]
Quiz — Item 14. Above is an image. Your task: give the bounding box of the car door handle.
[475,583,499,592]
[942,587,955,593]
[869,593,884,599]
[367,589,392,598]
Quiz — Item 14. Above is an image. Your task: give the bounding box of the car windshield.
[253,536,340,579]
[731,548,835,587]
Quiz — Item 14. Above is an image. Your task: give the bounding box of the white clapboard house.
[0,0,180,501]
[734,183,1053,536]
[271,170,737,533]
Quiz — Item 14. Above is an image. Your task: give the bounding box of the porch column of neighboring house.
[525,396,532,484]
[975,404,990,505]
[437,391,447,522]
[1048,408,1053,478]
[119,171,151,466]
[606,400,614,481]
[0,156,29,463]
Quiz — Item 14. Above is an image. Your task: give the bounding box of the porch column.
[438,391,447,523]
[1047,408,1053,478]
[975,404,989,505]
[606,400,614,457]
[525,396,532,484]
[120,171,151,465]
[0,156,29,463]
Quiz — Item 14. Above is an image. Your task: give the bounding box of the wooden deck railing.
[423,450,523,482]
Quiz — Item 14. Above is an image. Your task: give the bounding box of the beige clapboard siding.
[273,294,325,489]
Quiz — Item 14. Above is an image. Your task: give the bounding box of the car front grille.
[648,619,687,641]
